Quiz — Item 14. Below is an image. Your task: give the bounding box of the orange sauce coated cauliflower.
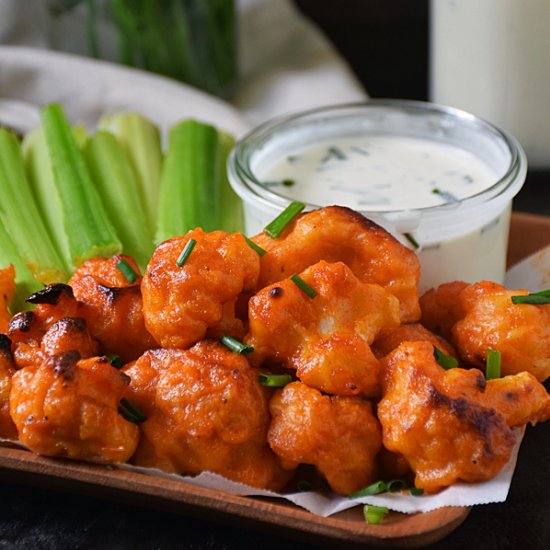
[247,261,399,397]
[69,255,156,363]
[10,351,139,463]
[141,230,260,349]
[123,341,290,491]
[251,206,421,323]
[0,264,15,334]
[268,381,382,495]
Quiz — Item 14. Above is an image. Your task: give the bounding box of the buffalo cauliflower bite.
[123,341,290,491]
[0,334,17,438]
[378,341,550,493]
[8,284,98,370]
[246,261,399,397]
[452,281,550,381]
[251,206,421,323]
[68,255,156,363]
[141,230,260,349]
[268,381,382,495]
[10,351,139,463]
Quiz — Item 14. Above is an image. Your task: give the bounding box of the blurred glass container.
[46,0,237,98]
[430,0,550,168]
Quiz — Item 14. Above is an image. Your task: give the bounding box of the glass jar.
[227,100,527,292]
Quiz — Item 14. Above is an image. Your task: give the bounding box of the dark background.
[1,2,549,549]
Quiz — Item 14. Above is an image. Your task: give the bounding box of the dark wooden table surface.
[1,2,549,549]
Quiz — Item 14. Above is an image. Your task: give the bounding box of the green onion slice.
[176,238,197,267]
[363,505,389,525]
[350,480,387,498]
[410,488,424,496]
[116,258,139,283]
[106,353,123,369]
[263,201,305,238]
[403,232,420,249]
[485,348,501,380]
[290,274,317,298]
[511,288,550,305]
[244,235,266,256]
[433,346,458,370]
[119,398,147,424]
[282,179,295,187]
[259,373,293,388]
[220,335,254,355]
[386,479,407,493]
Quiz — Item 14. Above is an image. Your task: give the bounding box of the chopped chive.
[410,488,424,496]
[220,335,254,355]
[432,188,458,203]
[116,258,139,283]
[106,353,123,369]
[176,238,197,267]
[485,348,501,380]
[386,479,407,492]
[290,274,317,298]
[263,201,305,239]
[119,398,147,424]
[282,178,295,187]
[363,505,389,525]
[433,346,458,370]
[322,146,346,162]
[403,232,420,249]
[244,236,266,256]
[259,373,293,387]
[511,288,550,305]
[105,464,115,471]
[350,480,387,498]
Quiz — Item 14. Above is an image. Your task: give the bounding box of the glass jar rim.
[228,99,526,219]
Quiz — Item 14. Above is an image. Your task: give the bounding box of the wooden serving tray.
[0,211,548,548]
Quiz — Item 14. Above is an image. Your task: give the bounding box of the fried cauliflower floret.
[268,381,382,495]
[0,264,15,334]
[10,351,139,463]
[252,206,421,322]
[372,323,457,360]
[0,335,17,439]
[246,261,399,397]
[123,341,290,490]
[141,230,260,349]
[8,284,98,370]
[419,281,469,341]
[452,281,550,381]
[68,255,156,363]
[378,341,550,493]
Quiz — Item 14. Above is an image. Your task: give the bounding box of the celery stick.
[0,128,67,284]
[83,131,154,270]
[99,112,163,239]
[155,119,219,243]
[23,126,71,272]
[40,103,122,268]
[217,131,243,232]
[0,218,43,312]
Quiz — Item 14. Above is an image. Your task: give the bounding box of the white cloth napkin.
[0,0,367,130]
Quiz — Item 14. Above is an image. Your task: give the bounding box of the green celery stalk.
[0,218,43,312]
[0,128,67,284]
[99,112,163,239]
[217,131,243,232]
[155,119,219,243]
[83,131,154,270]
[40,103,122,269]
[23,126,71,272]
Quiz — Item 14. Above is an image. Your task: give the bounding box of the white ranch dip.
[257,135,498,211]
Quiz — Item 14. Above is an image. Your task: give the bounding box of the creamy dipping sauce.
[257,135,498,211]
